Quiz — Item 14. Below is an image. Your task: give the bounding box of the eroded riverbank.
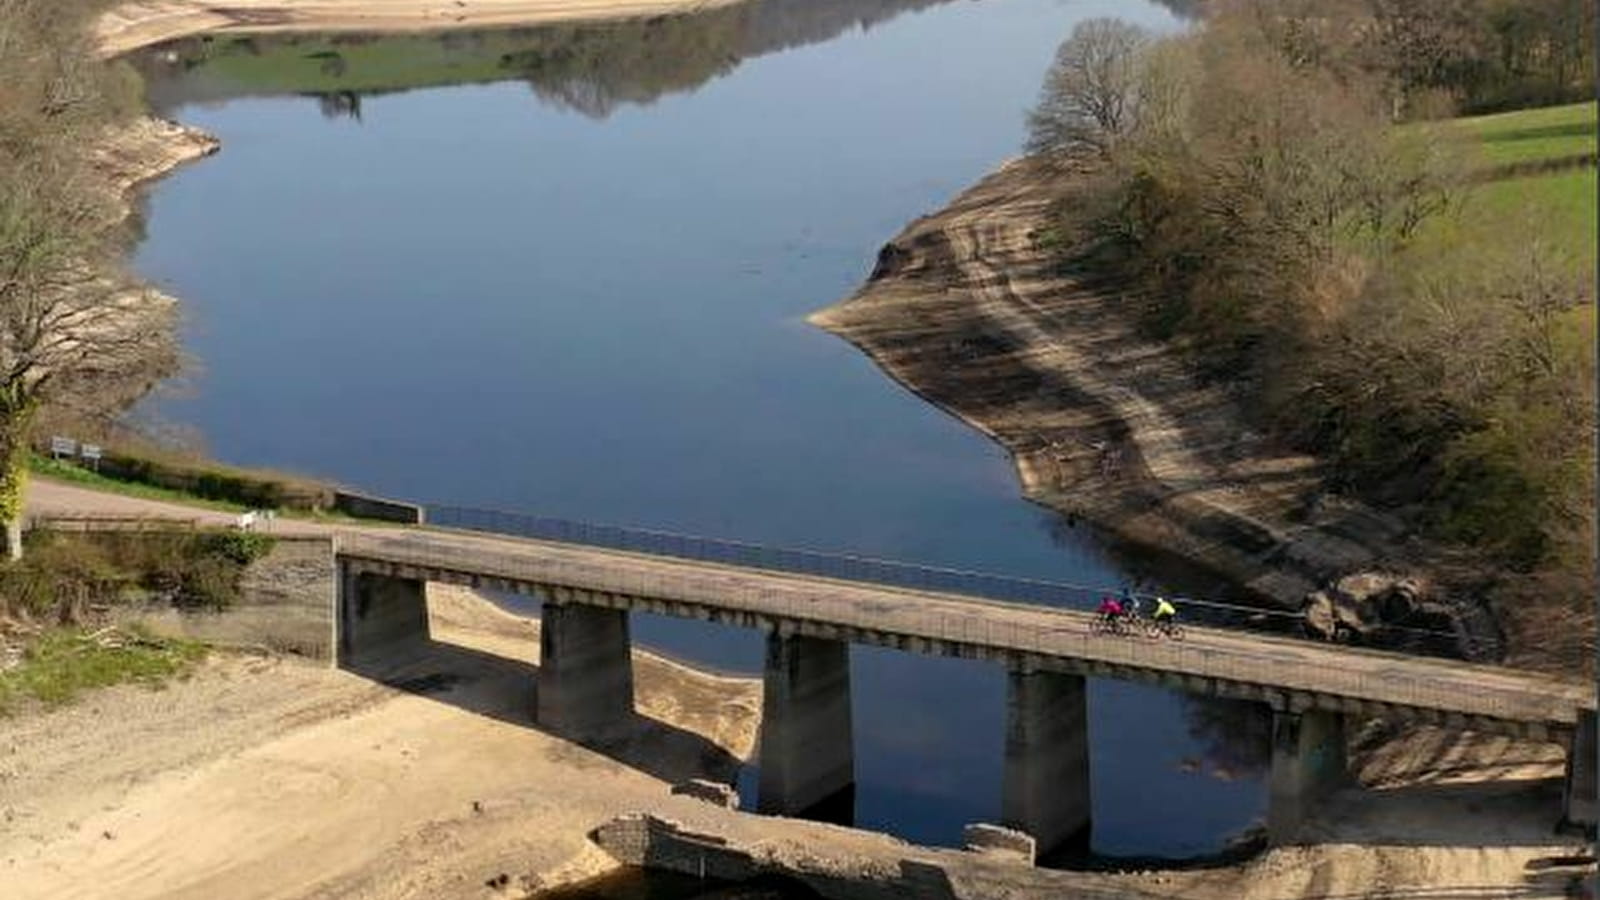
[810,157,1499,652]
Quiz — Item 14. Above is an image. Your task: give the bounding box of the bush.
[199,530,276,566]
[0,528,276,621]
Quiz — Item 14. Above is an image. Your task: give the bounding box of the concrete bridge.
[331,523,1596,856]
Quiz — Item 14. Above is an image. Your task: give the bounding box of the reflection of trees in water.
[1182,696,1270,781]
[312,91,362,120]
[134,0,958,119]
[495,0,956,118]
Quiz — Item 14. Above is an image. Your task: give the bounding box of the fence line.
[424,504,1477,658]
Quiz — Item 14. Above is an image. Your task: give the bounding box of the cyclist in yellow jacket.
[1152,596,1177,624]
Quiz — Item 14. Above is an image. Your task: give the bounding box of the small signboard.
[80,444,102,471]
[49,436,76,459]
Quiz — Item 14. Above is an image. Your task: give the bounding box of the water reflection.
[1183,697,1272,784]
[133,0,956,119]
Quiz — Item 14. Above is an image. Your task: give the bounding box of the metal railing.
[346,529,1585,724]
[425,504,1477,659]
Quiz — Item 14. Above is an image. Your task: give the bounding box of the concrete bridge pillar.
[758,632,854,822]
[538,602,635,741]
[1001,664,1091,858]
[1563,709,1597,827]
[1267,708,1348,844]
[336,565,430,671]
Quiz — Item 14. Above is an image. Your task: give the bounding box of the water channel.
[128,0,1274,862]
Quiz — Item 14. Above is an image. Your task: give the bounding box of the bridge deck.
[338,527,1592,733]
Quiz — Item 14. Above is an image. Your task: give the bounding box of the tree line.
[1028,0,1596,671]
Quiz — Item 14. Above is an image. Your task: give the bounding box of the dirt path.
[96,0,745,56]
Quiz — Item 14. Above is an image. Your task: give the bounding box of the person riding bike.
[1121,586,1142,620]
[1097,596,1124,626]
[1152,596,1177,625]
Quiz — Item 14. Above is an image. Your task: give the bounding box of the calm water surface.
[131,0,1268,859]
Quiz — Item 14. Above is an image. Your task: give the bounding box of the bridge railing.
[348,531,1577,723]
[425,504,1476,658]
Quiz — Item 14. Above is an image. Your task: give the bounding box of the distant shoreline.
[96,0,747,57]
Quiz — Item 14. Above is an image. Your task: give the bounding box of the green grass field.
[1456,100,1597,165]
[1469,167,1596,264]
[1409,102,1598,270]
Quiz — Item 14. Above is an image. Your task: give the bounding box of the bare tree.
[0,155,178,558]
[1026,18,1151,163]
[0,0,177,558]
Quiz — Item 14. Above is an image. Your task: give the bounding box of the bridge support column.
[538,602,634,741]
[758,632,854,822]
[1002,664,1090,858]
[1267,708,1348,844]
[337,565,430,671]
[1563,710,1597,828]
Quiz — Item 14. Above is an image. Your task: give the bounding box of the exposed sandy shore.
[1,586,762,899]
[97,0,745,56]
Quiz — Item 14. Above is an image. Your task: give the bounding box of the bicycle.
[1146,616,1186,641]
[1091,614,1130,636]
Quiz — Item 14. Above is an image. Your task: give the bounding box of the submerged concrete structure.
[331,527,1597,849]
[758,633,855,820]
[1001,665,1090,857]
[1266,708,1349,843]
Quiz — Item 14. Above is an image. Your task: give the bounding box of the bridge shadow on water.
[344,638,744,788]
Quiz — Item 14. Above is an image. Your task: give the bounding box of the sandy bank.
[97,0,745,57]
[0,585,760,899]
[810,158,1497,647]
